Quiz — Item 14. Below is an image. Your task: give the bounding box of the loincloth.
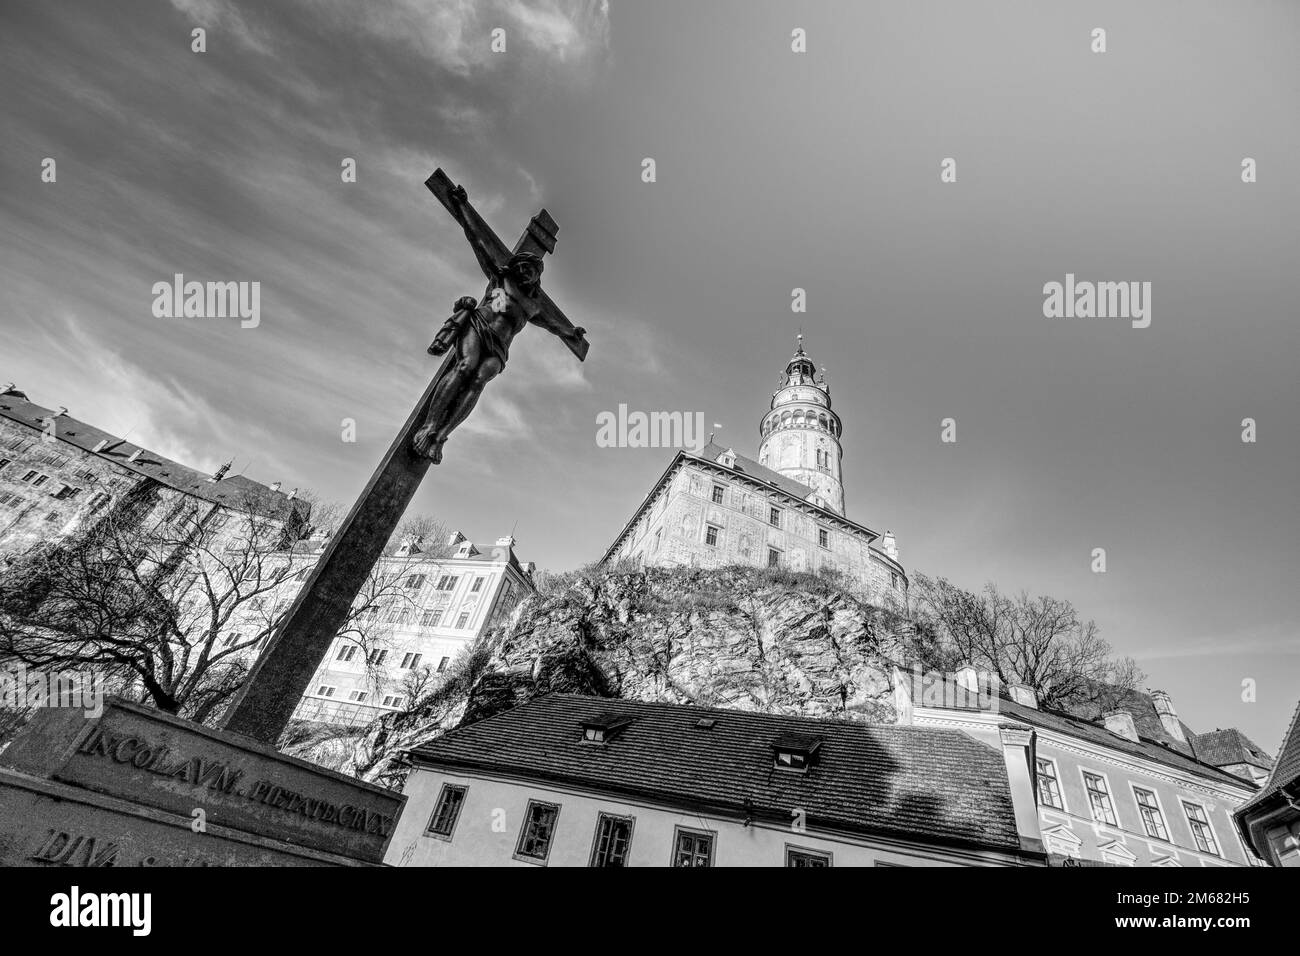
[461,307,511,368]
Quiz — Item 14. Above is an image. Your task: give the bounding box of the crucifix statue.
[220,168,588,745]
[414,170,589,463]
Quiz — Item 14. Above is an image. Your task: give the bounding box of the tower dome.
[756,335,845,515]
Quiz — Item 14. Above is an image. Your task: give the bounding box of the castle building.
[230,530,536,728]
[0,384,304,557]
[1235,696,1300,867]
[602,338,906,607]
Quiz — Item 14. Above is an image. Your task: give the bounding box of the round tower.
[757,335,845,515]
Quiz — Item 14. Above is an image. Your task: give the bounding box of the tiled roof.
[0,391,299,521]
[1191,728,1275,771]
[996,698,1253,789]
[409,693,1026,854]
[1238,697,1300,814]
[696,440,818,503]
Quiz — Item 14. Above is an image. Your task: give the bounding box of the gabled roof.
[1191,728,1275,772]
[994,698,1253,790]
[409,693,1027,855]
[0,391,299,521]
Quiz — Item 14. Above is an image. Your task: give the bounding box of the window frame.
[1180,799,1222,857]
[670,825,716,867]
[785,844,833,868]
[769,506,781,527]
[767,547,781,568]
[711,484,725,505]
[817,528,829,549]
[514,799,562,865]
[1080,768,1119,827]
[1129,784,1171,842]
[1035,756,1066,811]
[425,783,468,841]
[704,524,720,547]
[588,812,636,868]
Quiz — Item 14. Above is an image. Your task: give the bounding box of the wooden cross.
[221,169,585,744]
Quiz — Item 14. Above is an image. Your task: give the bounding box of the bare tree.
[911,573,1143,709]
[0,485,447,727]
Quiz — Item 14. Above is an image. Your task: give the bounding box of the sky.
[1,0,1297,751]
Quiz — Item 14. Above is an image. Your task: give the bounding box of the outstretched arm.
[447,185,502,281]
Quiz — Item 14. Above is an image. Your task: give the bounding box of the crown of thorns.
[506,252,544,273]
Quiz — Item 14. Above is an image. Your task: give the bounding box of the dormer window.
[580,713,633,744]
[772,733,822,772]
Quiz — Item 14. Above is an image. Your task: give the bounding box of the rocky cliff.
[293,565,918,787]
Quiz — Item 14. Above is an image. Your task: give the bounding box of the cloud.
[167,0,272,54]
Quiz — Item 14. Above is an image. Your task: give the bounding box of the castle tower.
[757,335,845,515]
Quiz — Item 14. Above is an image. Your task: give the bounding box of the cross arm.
[425,169,512,276]
[529,293,589,361]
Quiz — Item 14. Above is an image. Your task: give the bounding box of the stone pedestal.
[0,698,403,867]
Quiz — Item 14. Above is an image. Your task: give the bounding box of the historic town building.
[237,530,536,728]
[1235,696,1300,867]
[896,668,1266,866]
[385,693,1048,867]
[602,338,907,608]
[0,384,304,556]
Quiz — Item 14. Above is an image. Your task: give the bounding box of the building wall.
[614,461,906,609]
[913,708,1259,867]
[0,421,140,554]
[385,767,1035,867]
[227,548,534,727]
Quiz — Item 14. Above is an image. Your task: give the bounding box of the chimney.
[998,724,1045,856]
[287,488,298,501]
[126,449,143,463]
[207,460,232,483]
[270,481,282,492]
[1102,710,1140,742]
[1008,683,1038,709]
[1149,690,1187,743]
[955,664,980,695]
[881,530,899,561]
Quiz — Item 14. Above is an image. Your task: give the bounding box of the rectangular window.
[0,492,23,508]
[1082,771,1117,826]
[348,690,369,702]
[890,572,900,589]
[705,525,719,547]
[818,528,828,549]
[786,847,832,867]
[711,485,724,504]
[590,814,634,867]
[437,656,450,673]
[1183,802,1220,856]
[404,574,426,589]
[315,685,336,698]
[53,485,80,500]
[471,577,484,593]
[672,828,714,867]
[400,652,423,669]
[1134,787,1169,841]
[421,609,444,627]
[223,632,241,648]
[426,784,468,839]
[0,458,10,471]
[767,548,780,568]
[1036,758,1064,810]
[769,507,781,527]
[515,801,561,862]
[653,529,661,551]
[435,575,458,591]
[456,612,470,629]
[336,644,358,662]
[368,649,388,665]
[295,567,311,581]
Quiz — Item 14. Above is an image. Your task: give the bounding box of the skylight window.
[772,733,823,771]
[580,713,633,744]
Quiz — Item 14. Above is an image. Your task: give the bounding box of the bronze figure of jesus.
[413,177,588,463]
